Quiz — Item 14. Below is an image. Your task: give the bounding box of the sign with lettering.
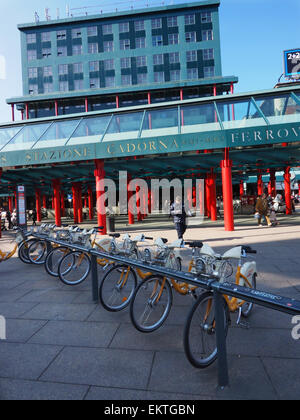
[16,185,27,228]
[284,49,300,78]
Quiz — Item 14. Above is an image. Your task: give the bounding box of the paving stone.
[28,320,119,348]
[40,347,154,389]
[17,290,81,304]
[0,378,88,400]
[0,302,37,318]
[5,319,47,343]
[20,303,96,322]
[0,342,62,380]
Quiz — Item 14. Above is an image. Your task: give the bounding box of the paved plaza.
[0,211,300,400]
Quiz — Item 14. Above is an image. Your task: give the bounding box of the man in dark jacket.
[170,196,191,239]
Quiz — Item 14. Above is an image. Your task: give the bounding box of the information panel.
[284,49,300,78]
[16,185,27,228]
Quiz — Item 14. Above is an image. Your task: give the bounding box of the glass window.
[2,122,52,151]
[103,112,144,140]
[120,39,130,50]
[121,74,132,86]
[168,33,179,45]
[29,84,38,95]
[216,98,267,129]
[187,50,197,62]
[72,44,82,55]
[169,52,179,63]
[28,67,38,78]
[34,119,81,148]
[103,41,114,52]
[154,71,165,83]
[137,73,147,84]
[0,126,24,150]
[89,61,99,72]
[151,18,162,29]
[134,20,144,31]
[102,24,113,35]
[136,56,146,67]
[119,22,129,33]
[202,30,213,41]
[201,12,212,23]
[203,48,214,60]
[187,68,198,79]
[28,50,37,61]
[43,66,52,76]
[90,78,100,89]
[181,103,219,131]
[69,115,112,145]
[105,76,115,87]
[43,82,53,93]
[27,33,36,44]
[185,14,195,25]
[42,48,52,58]
[57,30,67,40]
[87,26,98,36]
[74,79,84,90]
[254,94,299,121]
[185,32,196,43]
[41,32,51,42]
[120,57,131,69]
[170,70,180,81]
[59,81,69,92]
[57,46,67,57]
[73,63,83,74]
[103,59,114,71]
[153,54,164,65]
[135,37,146,49]
[88,43,98,54]
[142,107,178,131]
[203,66,215,78]
[58,64,68,75]
[72,28,82,39]
[167,16,178,27]
[152,35,163,47]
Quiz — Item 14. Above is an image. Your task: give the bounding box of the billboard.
[284,49,300,78]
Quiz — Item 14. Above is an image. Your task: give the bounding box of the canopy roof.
[1,85,300,196]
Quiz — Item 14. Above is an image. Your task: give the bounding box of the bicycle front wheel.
[18,238,38,264]
[99,264,137,312]
[130,275,173,333]
[28,240,48,265]
[58,251,91,286]
[184,291,229,369]
[45,246,71,277]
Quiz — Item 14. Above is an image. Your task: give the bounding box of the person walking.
[6,209,12,230]
[31,208,37,226]
[170,196,191,239]
[255,193,272,227]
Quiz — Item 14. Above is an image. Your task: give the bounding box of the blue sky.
[0,0,299,123]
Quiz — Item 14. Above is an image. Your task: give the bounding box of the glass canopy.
[0,91,300,152]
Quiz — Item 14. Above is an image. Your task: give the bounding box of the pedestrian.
[216,196,222,218]
[170,196,192,239]
[255,193,272,227]
[11,209,17,226]
[6,209,12,230]
[31,208,37,226]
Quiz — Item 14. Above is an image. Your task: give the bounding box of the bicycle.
[99,233,155,312]
[27,224,57,265]
[183,244,257,369]
[129,239,204,333]
[0,227,32,264]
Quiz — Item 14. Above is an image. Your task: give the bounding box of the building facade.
[7,0,237,120]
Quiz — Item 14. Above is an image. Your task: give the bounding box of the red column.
[61,192,65,218]
[94,159,107,234]
[239,180,244,199]
[206,171,217,221]
[257,172,264,196]
[127,174,135,225]
[55,101,59,117]
[136,185,142,222]
[72,183,79,224]
[76,183,83,223]
[8,196,13,213]
[221,151,234,231]
[284,167,292,215]
[88,186,94,220]
[25,103,29,120]
[42,195,47,209]
[85,97,89,113]
[11,104,15,122]
[35,188,42,223]
[205,176,211,219]
[268,169,276,198]
[52,179,61,227]
[148,189,152,215]
[116,95,120,109]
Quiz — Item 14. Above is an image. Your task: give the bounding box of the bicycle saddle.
[241,245,257,254]
[109,233,120,238]
[185,241,203,249]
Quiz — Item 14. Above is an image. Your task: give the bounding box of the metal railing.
[31,232,300,389]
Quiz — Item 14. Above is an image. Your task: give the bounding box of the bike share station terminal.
[1,83,300,388]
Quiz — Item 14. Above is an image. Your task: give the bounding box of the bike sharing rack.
[31,233,300,389]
